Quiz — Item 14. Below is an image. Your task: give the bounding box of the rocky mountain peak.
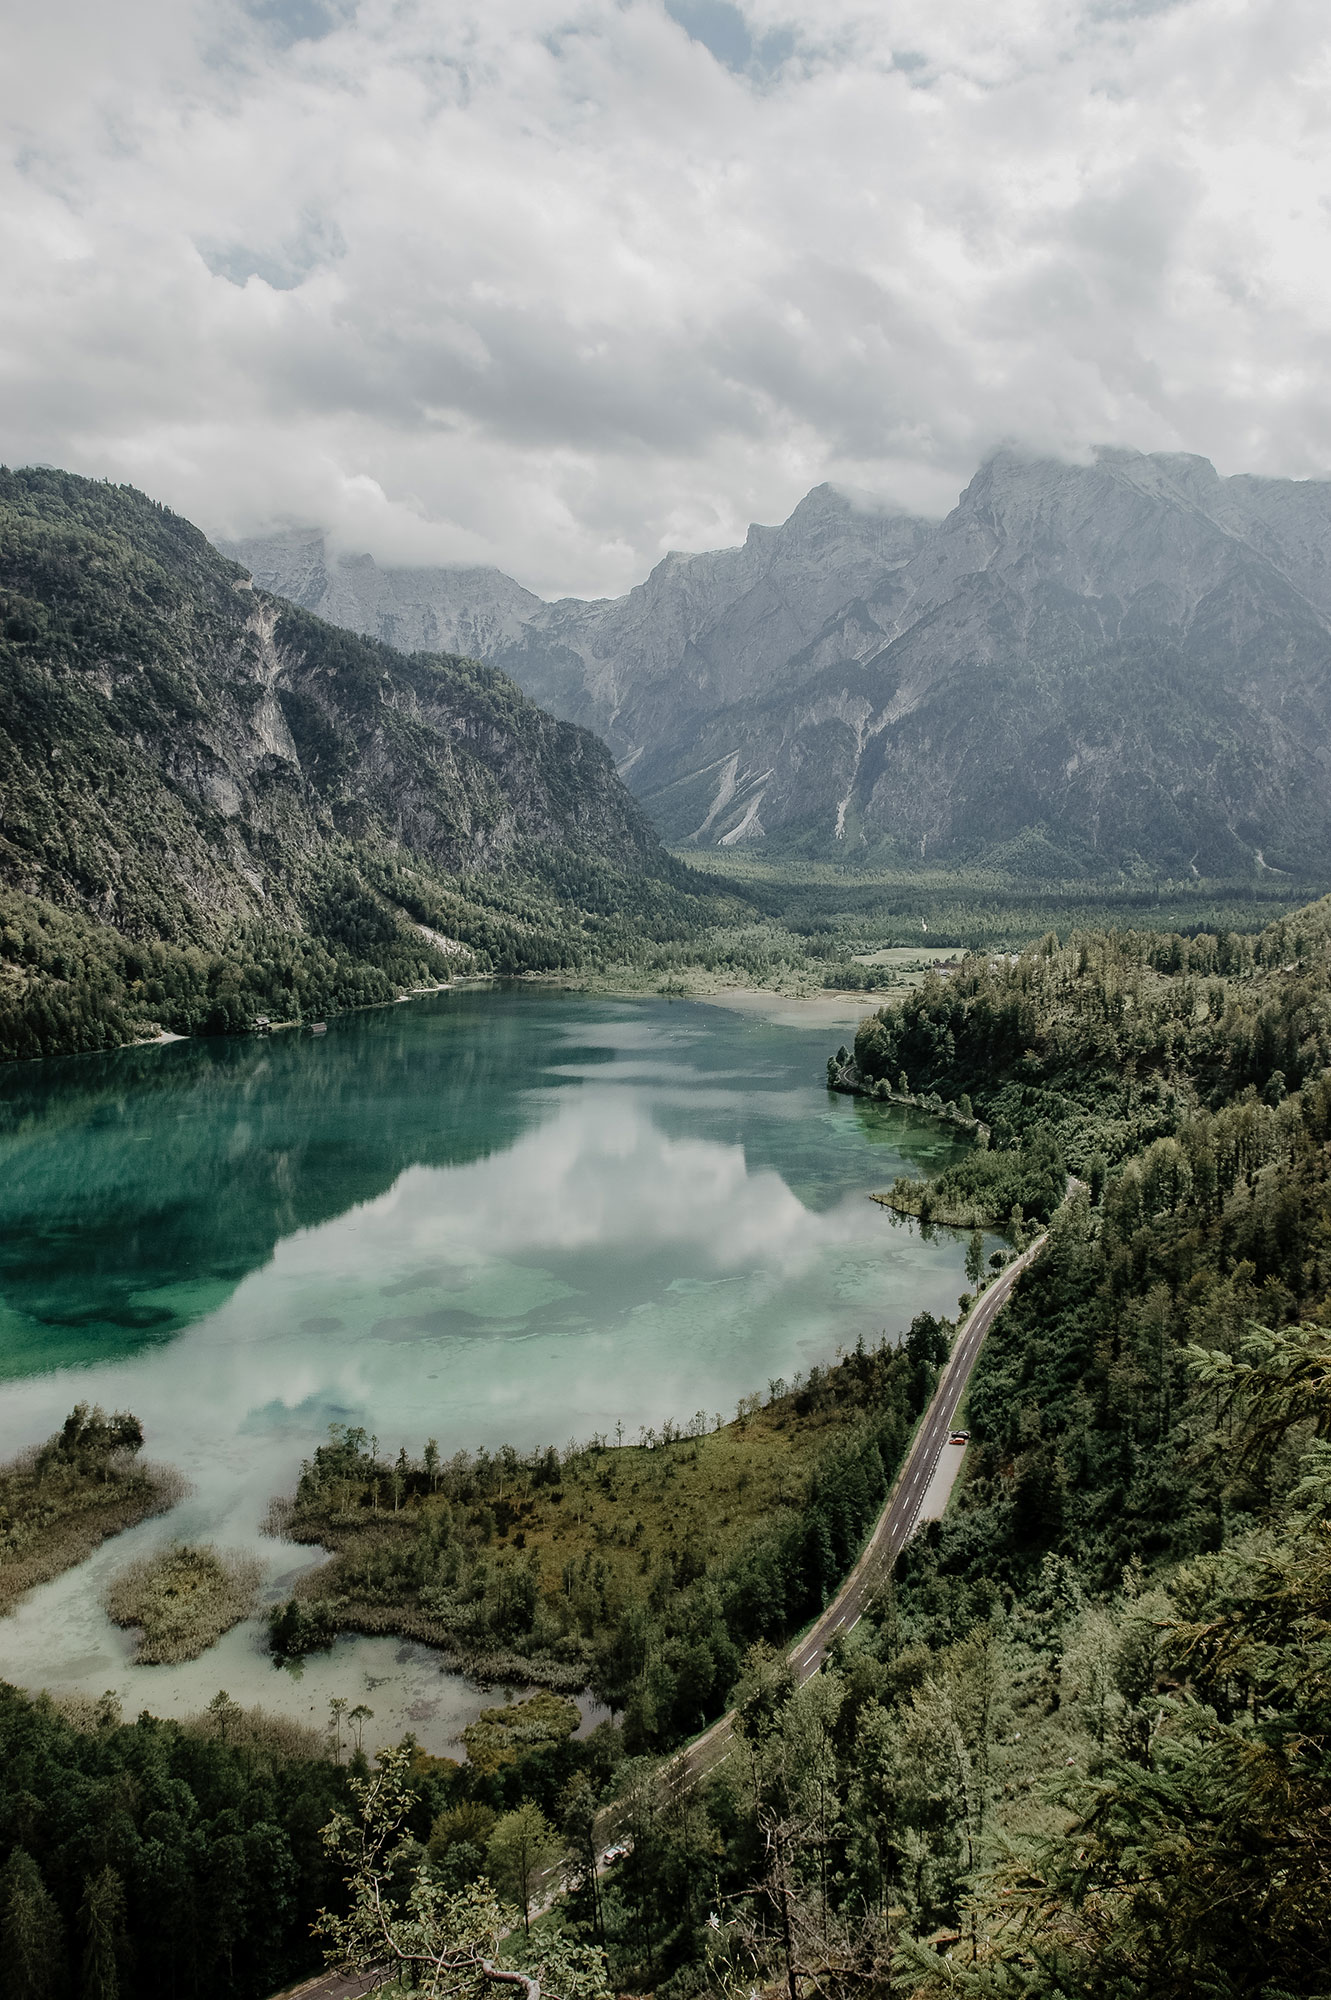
[220,450,1331,876]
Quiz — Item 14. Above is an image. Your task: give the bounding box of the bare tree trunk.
[768,1822,799,2000]
[481,1961,539,2000]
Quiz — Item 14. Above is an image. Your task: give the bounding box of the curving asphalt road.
[648,1228,1048,1797]
[272,1233,1047,1996]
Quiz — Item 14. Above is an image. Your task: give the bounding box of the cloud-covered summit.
[3,0,1329,596]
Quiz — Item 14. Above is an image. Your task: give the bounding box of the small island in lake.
[106,1542,263,1664]
[0,1405,183,1615]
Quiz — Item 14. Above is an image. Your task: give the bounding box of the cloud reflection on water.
[336,1087,857,1274]
[0,993,976,1746]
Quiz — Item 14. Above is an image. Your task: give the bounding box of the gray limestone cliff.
[2,470,668,958]
[225,450,1331,876]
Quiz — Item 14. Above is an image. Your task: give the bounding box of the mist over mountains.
[227,449,1331,879]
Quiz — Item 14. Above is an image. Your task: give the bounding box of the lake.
[0,985,979,1753]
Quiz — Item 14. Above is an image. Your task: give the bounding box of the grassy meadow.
[679,849,1323,951]
[283,1385,883,1631]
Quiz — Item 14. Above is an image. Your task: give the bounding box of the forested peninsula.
[265,1319,954,1733]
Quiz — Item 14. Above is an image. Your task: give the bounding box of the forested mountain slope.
[231,450,1331,876]
[800,897,1331,1995]
[433,899,1328,2000]
[0,469,717,1060]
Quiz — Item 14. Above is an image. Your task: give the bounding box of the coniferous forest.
[4,897,1328,1997]
[2,463,1329,2000]
[8,0,1331,1992]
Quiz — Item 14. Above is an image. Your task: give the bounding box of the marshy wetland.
[0,984,979,1753]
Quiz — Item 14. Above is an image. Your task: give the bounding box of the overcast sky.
[3,0,1328,597]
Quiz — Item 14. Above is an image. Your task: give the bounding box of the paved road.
[647,1229,1048,1796]
[268,1973,382,2000]
[275,1235,1046,1996]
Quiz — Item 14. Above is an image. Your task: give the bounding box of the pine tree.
[0,1848,65,2000]
[79,1865,128,2000]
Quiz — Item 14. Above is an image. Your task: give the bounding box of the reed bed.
[0,1406,185,1616]
[106,1542,263,1663]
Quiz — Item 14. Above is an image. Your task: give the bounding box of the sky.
[2,0,1329,597]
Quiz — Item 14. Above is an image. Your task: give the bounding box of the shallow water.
[0,986,980,1755]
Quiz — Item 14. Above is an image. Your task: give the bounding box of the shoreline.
[870,1188,998,1230]
[107,972,887,1059]
[2,972,970,1749]
[8,961,907,1074]
[515,966,893,1030]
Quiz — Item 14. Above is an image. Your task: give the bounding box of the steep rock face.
[224,450,1331,875]
[823,451,1331,872]
[531,484,929,749]
[1,471,663,950]
[222,526,547,667]
[226,485,932,767]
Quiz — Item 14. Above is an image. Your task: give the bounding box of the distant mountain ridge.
[223,484,931,766]
[226,448,1331,877]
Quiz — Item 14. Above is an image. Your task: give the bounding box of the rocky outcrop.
[1,470,665,952]
[225,450,1331,875]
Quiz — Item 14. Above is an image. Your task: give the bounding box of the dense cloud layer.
[3,0,1328,595]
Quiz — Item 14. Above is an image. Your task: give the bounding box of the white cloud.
[2,0,1329,595]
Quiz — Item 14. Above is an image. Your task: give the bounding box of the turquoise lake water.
[0,986,979,1749]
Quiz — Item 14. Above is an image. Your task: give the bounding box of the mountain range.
[227,448,1331,878]
[0,469,704,1058]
